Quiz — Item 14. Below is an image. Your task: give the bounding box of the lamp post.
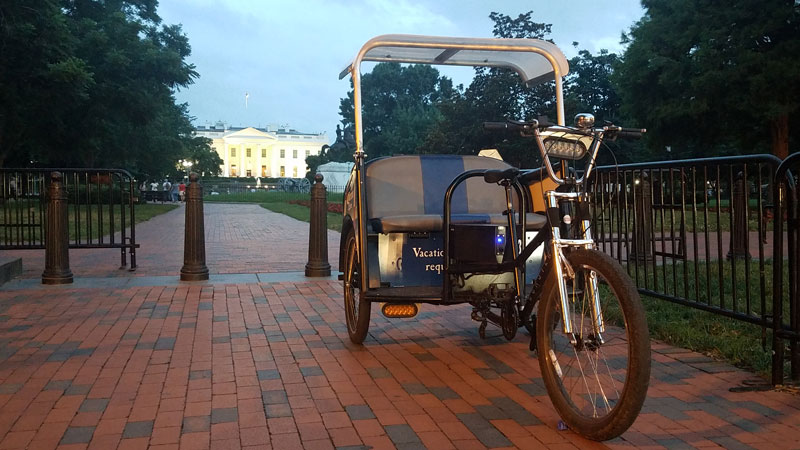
[182,160,194,181]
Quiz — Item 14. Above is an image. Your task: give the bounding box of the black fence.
[773,153,800,384]
[590,154,798,385]
[1,169,138,269]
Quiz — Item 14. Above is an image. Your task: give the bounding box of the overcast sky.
[158,0,644,142]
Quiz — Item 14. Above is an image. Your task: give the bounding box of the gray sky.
[158,0,644,142]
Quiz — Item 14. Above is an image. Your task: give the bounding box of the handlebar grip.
[483,122,514,131]
[616,128,646,139]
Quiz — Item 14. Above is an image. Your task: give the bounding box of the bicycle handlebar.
[483,118,646,186]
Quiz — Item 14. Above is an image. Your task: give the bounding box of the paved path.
[5,203,340,279]
[0,204,798,449]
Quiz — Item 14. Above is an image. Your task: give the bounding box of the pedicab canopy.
[340,34,571,152]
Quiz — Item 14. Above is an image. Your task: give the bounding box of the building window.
[246,169,252,177]
[261,149,266,158]
[293,167,298,177]
[231,165,238,177]
[246,148,251,158]
[280,166,285,177]
[292,149,297,159]
[261,165,267,177]
[280,149,285,158]
[230,148,236,157]
[306,150,311,157]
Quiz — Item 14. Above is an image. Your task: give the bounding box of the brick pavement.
[1,204,799,449]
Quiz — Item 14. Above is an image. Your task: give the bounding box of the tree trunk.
[770,114,789,160]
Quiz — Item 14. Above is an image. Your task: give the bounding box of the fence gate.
[1,169,138,269]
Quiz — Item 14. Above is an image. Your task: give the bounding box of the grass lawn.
[624,259,791,379]
[640,295,775,376]
[206,190,343,204]
[130,203,180,224]
[68,203,179,241]
[259,202,342,232]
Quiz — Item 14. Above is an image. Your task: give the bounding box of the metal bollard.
[727,171,751,259]
[42,171,73,284]
[180,173,209,281]
[630,172,654,262]
[305,174,331,277]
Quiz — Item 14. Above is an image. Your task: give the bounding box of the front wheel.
[536,248,650,441]
[343,230,371,344]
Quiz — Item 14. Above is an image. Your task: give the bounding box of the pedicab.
[338,34,650,440]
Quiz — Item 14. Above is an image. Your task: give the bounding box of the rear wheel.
[536,248,650,441]
[343,230,371,344]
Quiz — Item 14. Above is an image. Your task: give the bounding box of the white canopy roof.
[340,34,569,86]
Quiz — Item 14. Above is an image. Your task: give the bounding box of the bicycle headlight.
[541,131,592,160]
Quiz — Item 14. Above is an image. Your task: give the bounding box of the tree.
[185,136,223,177]
[422,11,555,167]
[0,0,200,178]
[421,11,558,167]
[614,0,800,159]
[339,62,454,157]
[565,48,621,125]
[0,0,93,167]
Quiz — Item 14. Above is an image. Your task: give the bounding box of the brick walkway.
[1,205,799,449]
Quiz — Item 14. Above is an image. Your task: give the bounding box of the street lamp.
[181,160,193,180]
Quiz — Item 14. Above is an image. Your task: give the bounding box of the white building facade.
[194,124,328,178]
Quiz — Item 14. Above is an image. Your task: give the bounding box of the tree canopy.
[338,62,455,158]
[0,0,220,177]
[614,0,800,159]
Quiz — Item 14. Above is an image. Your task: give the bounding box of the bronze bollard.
[727,171,751,259]
[305,174,331,277]
[180,173,209,281]
[42,171,74,284]
[630,172,654,262]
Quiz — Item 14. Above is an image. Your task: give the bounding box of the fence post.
[305,174,331,277]
[180,173,209,281]
[727,171,751,259]
[42,171,73,284]
[630,172,653,262]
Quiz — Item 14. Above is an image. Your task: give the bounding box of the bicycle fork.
[545,191,605,344]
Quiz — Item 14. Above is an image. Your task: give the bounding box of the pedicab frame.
[339,34,570,297]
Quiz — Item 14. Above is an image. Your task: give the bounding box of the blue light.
[496,236,504,244]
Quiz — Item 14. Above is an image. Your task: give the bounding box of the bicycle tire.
[343,230,371,344]
[536,248,650,441]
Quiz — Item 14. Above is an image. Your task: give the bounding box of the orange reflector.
[381,303,419,318]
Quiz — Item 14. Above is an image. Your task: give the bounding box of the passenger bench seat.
[365,155,545,233]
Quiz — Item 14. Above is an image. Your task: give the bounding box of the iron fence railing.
[1,169,138,269]
[590,154,799,385]
[772,153,800,384]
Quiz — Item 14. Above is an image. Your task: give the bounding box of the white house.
[195,124,329,178]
